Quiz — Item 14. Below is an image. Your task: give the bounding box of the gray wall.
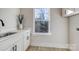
[21,8,69,48]
[69,15,79,50]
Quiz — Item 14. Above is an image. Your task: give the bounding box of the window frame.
[33,8,51,35]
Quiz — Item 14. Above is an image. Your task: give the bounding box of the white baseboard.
[31,42,69,49]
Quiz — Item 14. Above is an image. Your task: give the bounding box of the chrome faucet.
[0,19,4,26]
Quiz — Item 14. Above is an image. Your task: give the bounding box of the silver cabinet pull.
[12,45,17,51]
[12,46,14,51]
[27,36,29,40]
[15,45,17,51]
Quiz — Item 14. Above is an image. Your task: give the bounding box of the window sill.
[63,11,79,17]
[32,32,52,35]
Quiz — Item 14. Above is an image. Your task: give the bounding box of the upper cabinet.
[62,8,79,17]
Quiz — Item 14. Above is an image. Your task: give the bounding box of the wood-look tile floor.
[27,46,70,51]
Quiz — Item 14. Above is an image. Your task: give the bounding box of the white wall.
[0,8,20,33]
[21,8,69,48]
[69,15,79,50]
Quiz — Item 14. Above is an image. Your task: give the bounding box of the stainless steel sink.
[0,32,17,38]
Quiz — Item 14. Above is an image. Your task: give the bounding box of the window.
[33,8,50,34]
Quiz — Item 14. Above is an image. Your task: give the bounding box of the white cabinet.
[16,34,24,51]
[69,15,79,51]
[0,37,12,51]
[0,33,19,51]
[0,30,31,51]
[22,30,31,51]
[62,8,79,17]
[6,40,22,51]
[7,44,17,51]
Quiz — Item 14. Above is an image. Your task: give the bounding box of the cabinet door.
[6,44,14,51]
[23,34,28,50]
[23,31,31,51]
[7,44,18,51]
[6,40,22,51]
[16,40,23,51]
[0,38,13,51]
[15,34,24,51]
[26,32,31,47]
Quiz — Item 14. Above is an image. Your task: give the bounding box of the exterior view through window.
[34,8,50,33]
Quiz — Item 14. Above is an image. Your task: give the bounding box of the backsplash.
[0,8,20,34]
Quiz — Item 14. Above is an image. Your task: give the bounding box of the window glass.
[34,8,49,33]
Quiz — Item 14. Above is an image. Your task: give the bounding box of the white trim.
[33,8,51,35]
[31,42,68,48]
[32,32,52,35]
[33,8,35,33]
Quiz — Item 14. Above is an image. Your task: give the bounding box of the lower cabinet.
[23,30,31,51]
[0,30,31,51]
[7,44,17,51]
[4,39,23,51]
[6,41,22,51]
[17,37,24,51]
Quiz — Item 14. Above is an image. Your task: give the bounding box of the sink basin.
[0,32,17,38]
